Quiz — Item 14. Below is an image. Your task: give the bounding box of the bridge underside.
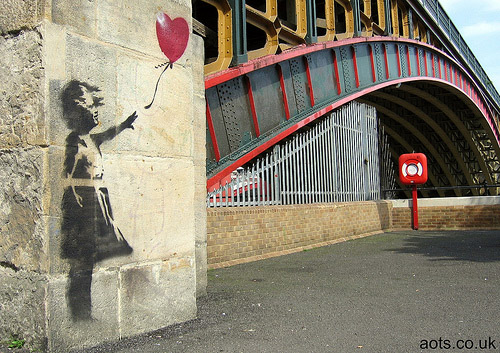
[362,81,500,197]
[206,38,500,196]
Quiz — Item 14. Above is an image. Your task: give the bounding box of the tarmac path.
[77,230,500,353]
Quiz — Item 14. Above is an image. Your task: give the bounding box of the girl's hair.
[61,80,103,133]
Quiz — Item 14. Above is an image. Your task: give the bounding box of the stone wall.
[0,1,205,351]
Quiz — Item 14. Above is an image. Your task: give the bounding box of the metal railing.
[419,0,500,107]
[207,102,381,207]
[383,184,500,197]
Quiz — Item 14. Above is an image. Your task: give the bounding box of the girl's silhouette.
[60,80,137,320]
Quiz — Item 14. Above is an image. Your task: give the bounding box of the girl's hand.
[123,111,138,130]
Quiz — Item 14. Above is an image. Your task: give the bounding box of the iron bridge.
[193,0,500,198]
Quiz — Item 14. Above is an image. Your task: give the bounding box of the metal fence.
[379,126,397,199]
[419,0,500,106]
[207,101,381,207]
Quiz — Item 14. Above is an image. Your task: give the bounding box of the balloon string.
[144,62,173,109]
[155,62,170,69]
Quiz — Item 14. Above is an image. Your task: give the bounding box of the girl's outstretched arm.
[91,111,138,147]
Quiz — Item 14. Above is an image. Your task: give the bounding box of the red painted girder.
[205,38,500,189]
[207,75,498,189]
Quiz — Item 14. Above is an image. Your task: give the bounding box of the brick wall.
[207,201,392,268]
[207,197,500,268]
[392,205,500,230]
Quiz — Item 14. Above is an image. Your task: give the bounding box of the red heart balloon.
[156,12,189,64]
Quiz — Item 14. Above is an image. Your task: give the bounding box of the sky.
[438,0,500,92]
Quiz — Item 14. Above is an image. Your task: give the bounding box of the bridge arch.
[206,37,500,194]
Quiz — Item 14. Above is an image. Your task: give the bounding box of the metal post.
[351,0,362,37]
[408,9,414,40]
[228,0,248,66]
[412,184,419,230]
[305,0,318,43]
[383,0,392,36]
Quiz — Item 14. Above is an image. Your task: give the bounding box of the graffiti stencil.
[144,12,189,109]
[60,80,137,321]
[59,11,190,321]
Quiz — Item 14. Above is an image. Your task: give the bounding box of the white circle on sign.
[407,163,419,176]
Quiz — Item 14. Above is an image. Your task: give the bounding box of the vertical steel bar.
[285,141,290,205]
[267,153,272,205]
[298,134,304,204]
[351,105,356,201]
[351,104,357,201]
[240,171,245,207]
[293,138,298,205]
[245,166,250,206]
[341,106,347,202]
[233,174,238,207]
[302,135,307,204]
[309,129,314,203]
[310,125,316,203]
[257,161,262,207]
[317,124,323,203]
[294,134,301,204]
[261,156,266,206]
[290,140,294,205]
[265,154,269,205]
[301,134,306,204]
[338,111,344,202]
[304,132,311,204]
[334,112,339,202]
[222,182,227,207]
[268,152,273,205]
[311,128,317,203]
[251,164,256,206]
[327,114,334,203]
[272,147,277,204]
[277,145,282,205]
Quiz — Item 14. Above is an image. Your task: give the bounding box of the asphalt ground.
[77,230,500,353]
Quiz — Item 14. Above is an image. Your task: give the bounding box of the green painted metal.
[305,0,318,44]
[205,37,499,184]
[229,0,248,66]
[408,9,414,40]
[351,0,362,37]
[384,0,393,36]
[410,0,500,111]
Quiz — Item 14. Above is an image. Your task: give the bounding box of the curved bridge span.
[206,37,500,194]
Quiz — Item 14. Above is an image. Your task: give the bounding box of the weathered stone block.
[194,164,207,297]
[0,29,46,148]
[46,32,119,148]
[114,52,194,158]
[97,0,191,62]
[119,259,196,337]
[0,147,47,273]
[46,151,196,273]
[42,22,66,81]
[0,0,44,34]
[100,154,196,264]
[1,0,203,350]
[190,35,206,99]
[192,92,207,165]
[51,0,97,38]
[0,267,47,351]
[47,269,121,352]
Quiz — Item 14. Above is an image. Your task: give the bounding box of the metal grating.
[207,101,381,207]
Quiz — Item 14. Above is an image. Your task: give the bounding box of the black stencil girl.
[60,80,137,321]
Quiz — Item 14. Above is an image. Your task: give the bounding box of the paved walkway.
[78,230,500,353]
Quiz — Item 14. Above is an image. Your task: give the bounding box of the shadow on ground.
[388,230,500,262]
